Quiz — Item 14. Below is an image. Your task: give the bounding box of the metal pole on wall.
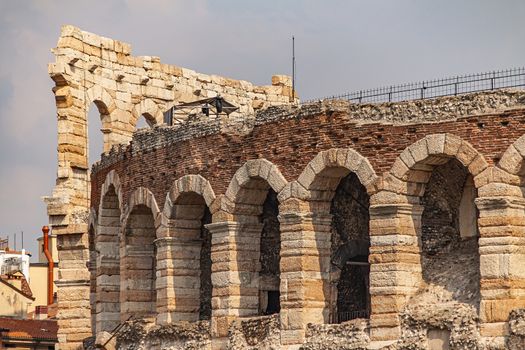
[292,35,295,102]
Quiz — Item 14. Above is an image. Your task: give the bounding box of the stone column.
[208,220,262,350]
[476,196,525,339]
[279,198,331,347]
[368,202,423,341]
[55,232,92,349]
[155,237,202,324]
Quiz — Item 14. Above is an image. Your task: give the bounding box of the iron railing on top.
[303,67,525,104]
[334,309,370,324]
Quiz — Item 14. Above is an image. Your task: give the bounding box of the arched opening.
[296,149,376,326]
[135,114,154,130]
[95,185,121,332]
[329,173,370,323]
[228,167,284,318]
[87,102,107,167]
[258,189,281,315]
[420,158,480,307]
[159,175,216,324]
[121,204,156,320]
[162,191,213,321]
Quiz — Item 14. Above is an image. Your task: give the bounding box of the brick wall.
[90,102,525,212]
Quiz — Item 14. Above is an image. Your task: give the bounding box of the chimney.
[42,226,54,305]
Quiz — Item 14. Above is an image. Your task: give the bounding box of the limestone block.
[443,133,462,156]
[499,145,524,175]
[408,138,429,164]
[426,134,446,155]
[457,140,480,166]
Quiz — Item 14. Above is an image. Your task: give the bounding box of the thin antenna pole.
[14,232,17,251]
[292,35,295,101]
[21,231,24,250]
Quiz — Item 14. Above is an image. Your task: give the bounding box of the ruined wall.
[116,319,211,350]
[87,91,525,349]
[45,25,296,349]
[91,91,525,211]
[228,315,281,350]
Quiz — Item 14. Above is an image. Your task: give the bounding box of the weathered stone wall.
[87,93,525,349]
[421,158,469,255]
[300,319,370,350]
[116,319,211,350]
[227,315,281,350]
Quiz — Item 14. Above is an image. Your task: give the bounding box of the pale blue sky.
[0,0,524,259]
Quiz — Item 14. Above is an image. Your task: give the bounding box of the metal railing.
[304,67,525,104]
[334,309,370,323]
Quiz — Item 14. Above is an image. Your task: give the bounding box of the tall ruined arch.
[131,99,164,130]
[120,187,160,320]
[295,148,377,324]
[85,85,118,155]
[95,171,123,333]
[222,159,288,317]
[157,175,216,324]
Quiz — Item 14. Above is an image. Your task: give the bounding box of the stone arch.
[86,85,117,120]
[387,134,488,194]
[94,170,123,333]
[120,187,160,320]
[498,135,525,178]
[156,175,217,324]
[290,148,376,324]
[122,186,161,228]
[215,159,287,319]
[222,159,287,218]
[98,170,123,210]
[85,85,119,155]
[131,99,164,128]
[369,134,486,340]
[281,148,378,205]
[163,174,216,219]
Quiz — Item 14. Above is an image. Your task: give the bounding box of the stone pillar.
[155,237,202,324]
[55,232,92,349]
[476,196,525,339]
[368,202,423,341]
[208,220,261,350]
[94,251,120,333]
[279,198,331,347]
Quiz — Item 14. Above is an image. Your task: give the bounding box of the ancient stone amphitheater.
[46,26,525,349]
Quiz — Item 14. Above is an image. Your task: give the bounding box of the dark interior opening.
[199,206,212,320]
[259,188,281,315]
[330,172,370,323]
[265,290,281,315]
